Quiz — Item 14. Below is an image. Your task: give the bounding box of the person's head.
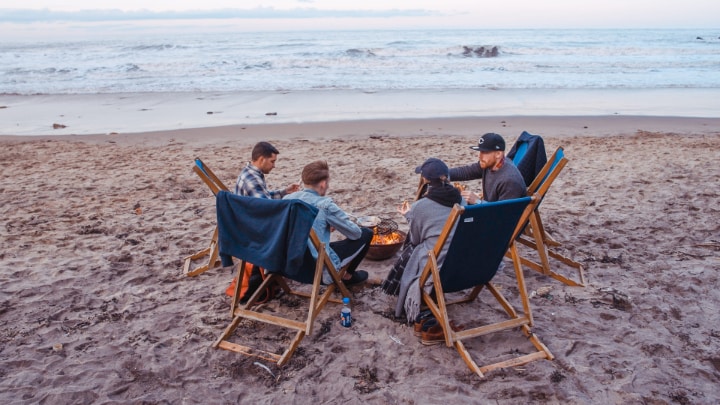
[470,133,506,169]
[250,141,280,174]
[302,160,330,195]
[415,157,449,185]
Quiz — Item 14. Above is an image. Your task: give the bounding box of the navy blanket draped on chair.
[216,191,318,278]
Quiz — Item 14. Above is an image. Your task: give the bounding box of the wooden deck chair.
[515,147,586,286]
[212,192,352,366]
[183,158,230,277]
[418,195,553,378]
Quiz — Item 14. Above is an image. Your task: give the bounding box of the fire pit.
[365,218,406,261]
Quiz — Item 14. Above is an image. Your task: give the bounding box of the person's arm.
[323,200,363,240]
[449,162,483,181]
[267,188,285,199]
[267,183,301,199]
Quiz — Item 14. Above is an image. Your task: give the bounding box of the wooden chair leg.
[215,236,351,367]
[513,212,585,287]
[183,227,222,277]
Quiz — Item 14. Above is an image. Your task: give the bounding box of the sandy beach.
[1,97,719,403]
[3,88,720,137]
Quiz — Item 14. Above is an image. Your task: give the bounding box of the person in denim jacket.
[284,160,372,286]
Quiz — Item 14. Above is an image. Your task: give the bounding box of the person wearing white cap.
[449,133,526,203]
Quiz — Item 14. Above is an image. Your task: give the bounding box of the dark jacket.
[507,131,547,187]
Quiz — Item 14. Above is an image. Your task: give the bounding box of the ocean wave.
[459,45,500,58]
[4,67,77,75]
[242,61,273,70]
[2,29,719,94]
[345,48,376,57]
[123,44,186,52]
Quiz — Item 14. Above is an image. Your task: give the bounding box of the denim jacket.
[283,189,362,282]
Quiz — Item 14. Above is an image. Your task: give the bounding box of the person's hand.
[286,183,301,193]
[461,190,479,205]
[398,200,410,215]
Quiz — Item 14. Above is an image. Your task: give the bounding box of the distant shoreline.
[2,115,719,148]
[1,88,719,137]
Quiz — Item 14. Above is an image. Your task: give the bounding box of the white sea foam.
[1,28,719,95]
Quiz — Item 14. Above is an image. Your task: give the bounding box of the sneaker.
[342,270,368,286]
[413,310,435,337]
[420,323,445,346]
[420,319,465,345]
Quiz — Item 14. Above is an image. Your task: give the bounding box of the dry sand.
[1,118,719,404]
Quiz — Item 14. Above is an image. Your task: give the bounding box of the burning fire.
[371,230,404,245]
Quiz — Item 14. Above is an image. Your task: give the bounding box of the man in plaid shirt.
[235,142,300,199]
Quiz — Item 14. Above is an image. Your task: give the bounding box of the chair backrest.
[215,191,319,278]
[527,147,567,199]
[435,197,535,293]
[193,158,229,195]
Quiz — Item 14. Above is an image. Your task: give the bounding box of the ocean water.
[1,28,719,95]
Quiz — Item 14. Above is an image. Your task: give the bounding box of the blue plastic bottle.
[340,297,352,327]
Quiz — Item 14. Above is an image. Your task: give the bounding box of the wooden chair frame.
[183,158,230,277]
[419,196,553,378]
[213,229,352,366]
[514,147,585,287]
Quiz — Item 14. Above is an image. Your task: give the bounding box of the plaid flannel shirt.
[234,163,285,199]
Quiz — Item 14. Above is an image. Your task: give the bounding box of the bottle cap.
[342,297,350,304]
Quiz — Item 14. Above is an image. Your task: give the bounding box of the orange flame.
[371,231,403,245]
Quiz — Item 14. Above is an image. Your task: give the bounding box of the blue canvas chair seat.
[183,158,230,276]
[419,196,553,378]
[514,147,586,286]
[438,199,529,292]
[212,192,352,366]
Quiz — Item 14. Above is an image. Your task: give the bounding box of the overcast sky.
[1,0,719,30]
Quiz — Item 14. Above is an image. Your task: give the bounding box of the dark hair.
[302,160,329,186]
[251,142,279,161]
